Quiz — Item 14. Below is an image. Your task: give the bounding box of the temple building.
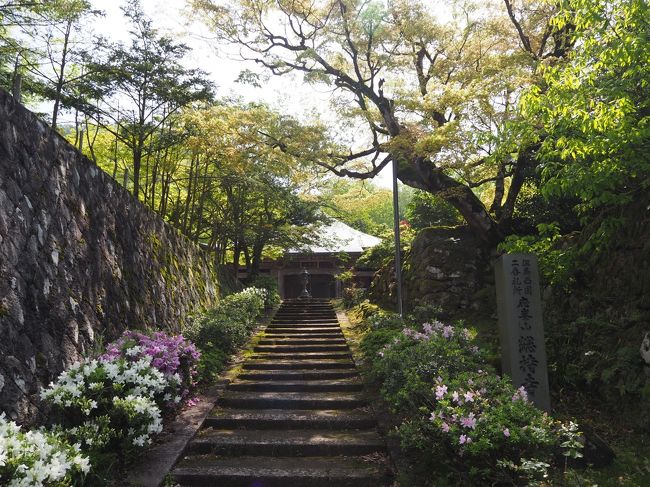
[238,219,381,299]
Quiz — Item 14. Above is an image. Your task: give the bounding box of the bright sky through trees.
[86,0,454,188]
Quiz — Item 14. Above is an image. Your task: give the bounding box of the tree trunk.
[250,242,264,279]
[52,20,72,131]
[132,144,142,199]
[243,246,251,275]
[396,155,503,246]
[182,155,196,234]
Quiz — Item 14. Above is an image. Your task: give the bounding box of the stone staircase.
[171,298,392,486]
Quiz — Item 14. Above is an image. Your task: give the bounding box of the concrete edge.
[126,306,277,487]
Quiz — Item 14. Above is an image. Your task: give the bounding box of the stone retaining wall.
[0,90,221,423]
[369,226,487,314]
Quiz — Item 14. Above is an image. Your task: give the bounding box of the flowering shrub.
[249,275,282,308]
[360,314,583,485]
[101,331,200,404]
[0,413,90,486]
[364,322,483,414]
[41,357,165,456]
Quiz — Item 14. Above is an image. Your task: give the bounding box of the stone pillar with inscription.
[495,254,551,411]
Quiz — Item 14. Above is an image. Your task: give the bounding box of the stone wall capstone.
[0,89,221,423]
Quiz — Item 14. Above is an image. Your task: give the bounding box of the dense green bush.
[404,190,462,230]
[546,315,650,404]
[359,311,583,485]
[187,287,268,382]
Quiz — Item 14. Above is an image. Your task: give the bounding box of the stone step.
[262,332,345,339]
[267,323,341,330]
[273,317,337,322]
[272,319,339,324]
[228,378,363,392]
[277,308,333,312]
[254,344,349,353]
[265,326,342,333]
[259,338,347,345]
[218,391,367,409]
[273,314,337,317]
[243,360,355,370]
[275,312,334,315]
[273,314,337,318]
[251,352,352,360]
[168,300,392,487]
[204,408,376,429]
[264,326,343,336]
[187,429,384,456]
[276,309,333,312]
[173,456,389,487]
[238,370,359,381]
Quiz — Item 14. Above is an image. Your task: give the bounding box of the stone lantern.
[299,268,311,298]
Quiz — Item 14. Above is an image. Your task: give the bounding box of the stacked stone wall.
[369,226,488,314]
[0,90,220,422]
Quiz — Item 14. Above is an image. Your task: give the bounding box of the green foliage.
[510,185,581,236]
[79,0,214,198]
[405,190,461,230]
[320,179,395,236]
[355,300,382,320]
[499,222,576,286]
[186,287,267,382]
[192,0,568,242]
[521,0,650,253]
[195,348,228,383]
[357,222,416,269]
[546,315,650,407]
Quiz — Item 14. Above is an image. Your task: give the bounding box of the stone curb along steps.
[171,298,393,486]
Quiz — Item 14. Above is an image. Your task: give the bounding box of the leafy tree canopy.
[191,0,571,245]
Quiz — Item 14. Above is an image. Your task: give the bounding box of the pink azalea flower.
[460,413,477,429]
[464,391,475,402]
[503,428,511,438]
[435,385,448,400]
[459,434,467,444]
[429,412,436,422]
[441,422,450,433]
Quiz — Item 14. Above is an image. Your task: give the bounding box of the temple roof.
[288,219,382,255]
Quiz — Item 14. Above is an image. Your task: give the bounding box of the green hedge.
[187,287,271,381]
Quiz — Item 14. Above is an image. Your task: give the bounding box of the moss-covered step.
[173,455,388,487]
[243,360,355,370]
[203,408,376,429]
[217,391,367,409]
[258,338,347,345]
[227,378,364,393]
[237,369,359,381]
[187,429,384,456]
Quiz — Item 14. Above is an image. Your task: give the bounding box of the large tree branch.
[503,0,534,56]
